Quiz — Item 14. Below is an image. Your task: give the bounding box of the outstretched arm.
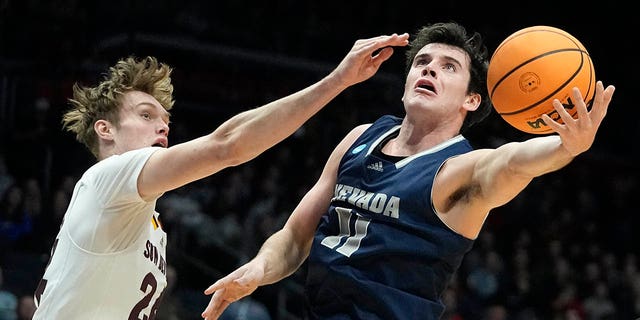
[434,81,615,238]
[484,81,614,197]
[138,33,409,198]
[200,125,369,320]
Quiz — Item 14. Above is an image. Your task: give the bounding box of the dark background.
[1,1,637,319]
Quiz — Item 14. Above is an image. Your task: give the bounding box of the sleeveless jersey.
[33,147,168,320]
[305,115,475,320]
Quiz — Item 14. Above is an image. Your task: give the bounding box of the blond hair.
[62,56,174,158]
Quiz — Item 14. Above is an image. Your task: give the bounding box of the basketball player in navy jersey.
[201,22,615,319]
[32,33,409,319]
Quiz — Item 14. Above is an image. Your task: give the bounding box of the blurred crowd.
[1,1,638,319]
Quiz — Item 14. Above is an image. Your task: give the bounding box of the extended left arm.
[434,81,614,238]
[479,81,615,208]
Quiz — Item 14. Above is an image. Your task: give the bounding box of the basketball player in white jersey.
[32,33,410,319]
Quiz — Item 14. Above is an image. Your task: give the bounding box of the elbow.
[219,143,248,168]
[282,226,313,267]
[204,133,247,168]
[222,147,246,167]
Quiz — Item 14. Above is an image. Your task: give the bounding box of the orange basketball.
[487,26,596,134]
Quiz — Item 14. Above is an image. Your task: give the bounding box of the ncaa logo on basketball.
[526,96,580,130]
[518,72,540,93]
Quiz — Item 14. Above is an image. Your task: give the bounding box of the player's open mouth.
[415,79,436,94]
[152,137,168,148]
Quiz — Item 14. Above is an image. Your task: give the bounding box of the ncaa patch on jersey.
[352,144,367,154]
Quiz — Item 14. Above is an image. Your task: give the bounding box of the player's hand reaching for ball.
[542,81,615,156]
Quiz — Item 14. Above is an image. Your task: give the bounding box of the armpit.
[443,183,481,212]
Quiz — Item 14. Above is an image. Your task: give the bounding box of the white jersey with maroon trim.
[33,147,168,320]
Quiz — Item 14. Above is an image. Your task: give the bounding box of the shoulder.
[442,148,491,170]
[83,147,162,182]
[350,115,400,136]
[95,147,160,169]
[375,114,402,126]
[336,116,400,157]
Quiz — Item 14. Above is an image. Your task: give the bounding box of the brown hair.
[62,56,174,158]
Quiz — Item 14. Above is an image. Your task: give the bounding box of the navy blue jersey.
[305,115,475,320]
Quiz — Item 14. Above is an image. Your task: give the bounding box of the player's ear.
[94,120,114,141]
[463,93,481,111]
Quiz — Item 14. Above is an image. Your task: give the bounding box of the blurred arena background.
[0,1,637,319]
